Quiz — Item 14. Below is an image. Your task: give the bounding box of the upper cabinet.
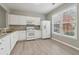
[34,17,40,25]
[8,14,40,25]
[26,16,40,25]
[8,14,27,25]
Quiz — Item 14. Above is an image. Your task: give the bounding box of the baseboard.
[18,38,42,42]
[42,38,51,39]
[52,38,79,51]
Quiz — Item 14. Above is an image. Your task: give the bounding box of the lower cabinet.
[0,35,10,55]
[0,30,41,55]
[0,31,18,55]
[18,30,41,41]
[10,31,18,51]
[35,30,41,39]
[18,31,26,41]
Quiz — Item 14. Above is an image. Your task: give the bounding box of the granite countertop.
[0,31,15,39]
[0,29,26,39]
[0,33,9,39]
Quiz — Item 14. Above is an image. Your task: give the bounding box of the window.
[52,14,62,33]
[52,5,77,39]
[63,7,77,36]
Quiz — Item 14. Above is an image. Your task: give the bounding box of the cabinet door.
[26,17,33,25]
[14,32,18,41]
[34,18,40,25]
[10,33,15,50]
[8,14,18,25]
[18,31,26,41]
[0,35,10,55]
[10,32,18,50]
[19,16,27,25]
[35,30,41,39]
[26,17,40,25]
[8,14,27,25]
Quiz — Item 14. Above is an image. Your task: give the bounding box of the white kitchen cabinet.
[26,16,40,25]
[18,15,27,25]
[35,30,41,39]
[26,16,35,25]
[10,33,14,51]
[8,14,40,25]
[0,30,42,55]
[18,31,26,41]
[10,31,18,51]
[8,14,27,25]
[0,35,10,55]
[8,14,18,25]
[34,18,40,25]
[0,31,25,55]
[0,32,18,55]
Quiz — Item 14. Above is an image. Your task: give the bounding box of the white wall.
[0,4,9,28]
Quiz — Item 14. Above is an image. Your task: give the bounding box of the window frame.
[52,5,77,39]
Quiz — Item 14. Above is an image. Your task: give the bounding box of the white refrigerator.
[41,20,51,38]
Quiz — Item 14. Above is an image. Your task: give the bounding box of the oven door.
[26,27,35,40]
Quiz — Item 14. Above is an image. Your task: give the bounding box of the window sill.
[53,32,77,40]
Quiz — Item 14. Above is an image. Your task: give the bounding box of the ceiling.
[2,3,62,14]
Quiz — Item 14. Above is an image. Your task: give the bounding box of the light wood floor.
[10,39,79,55]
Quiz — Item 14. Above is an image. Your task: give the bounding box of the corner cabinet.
[0,31,19,55]
[0,35,10,55]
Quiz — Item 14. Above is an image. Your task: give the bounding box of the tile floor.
[10,39,79,55]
